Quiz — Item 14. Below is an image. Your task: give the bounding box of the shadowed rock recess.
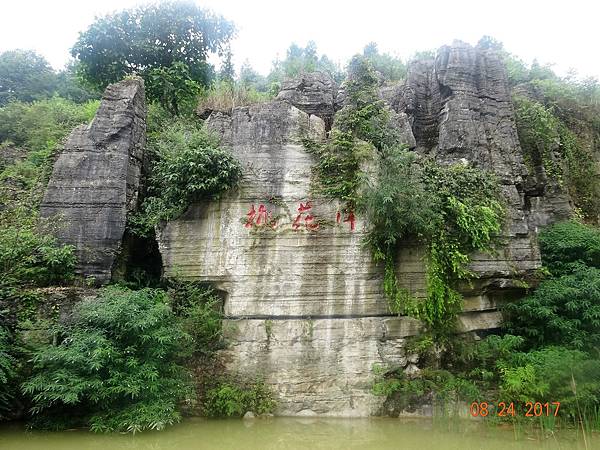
[42,42,575,417]
[41,78,146,284]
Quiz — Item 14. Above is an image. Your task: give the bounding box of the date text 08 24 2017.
[470,402,561,417]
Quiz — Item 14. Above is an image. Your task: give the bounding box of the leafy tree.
[477,35,504,51]
[146,62,201,115]
[22,286,192,432]
[239,60,269,91]
[219,46,235,84]
[54,61,100,104]
[504,54,530,86]
[269,41,342,83]
[71,1,235,89]
[362,42,406,81]
[0,50,57,106]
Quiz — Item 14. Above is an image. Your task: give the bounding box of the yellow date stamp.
[469,401,561,417]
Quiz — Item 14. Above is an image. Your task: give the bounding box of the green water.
[0,418,596,450]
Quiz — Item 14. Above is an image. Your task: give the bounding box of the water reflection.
[0,417,595,450]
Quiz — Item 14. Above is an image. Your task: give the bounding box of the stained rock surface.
[157,43,544,415]
[41,42,577,417]
[276,72,337,127]
[41,78,146,284]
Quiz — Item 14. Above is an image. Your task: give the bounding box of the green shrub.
[0,325,16,418]
[514,96,563,181]
[204,379,275,417]
[335,56,398,151]
[0,97,99,150]
[502,221,600,351]
[167,279,223,355]
[304,130,373,208]
[498,347,600,422]
[538,220,600,275]
[130,121,242,235]
[372,366,480,412]
[514,96,599,220]
[360,147,439,259]
[305,55,396,210]
[0,97,99,209]
[360,149,504,337]
[503,265,600,352]
[0,209,76,289]
[22,286,192,432]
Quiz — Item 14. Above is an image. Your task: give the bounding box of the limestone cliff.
[40,78,146,284]
[155,41,576,416]
[40,42,579,417]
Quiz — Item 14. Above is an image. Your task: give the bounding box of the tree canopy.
[71,1,235,89]
[362,42,406,81]
[0,50,56,106]
[270,41,342,82]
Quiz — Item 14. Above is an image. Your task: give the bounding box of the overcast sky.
[1,0,598,79]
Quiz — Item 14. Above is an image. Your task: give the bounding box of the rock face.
[157,46,526,416]
[156,41,577,418]
[391,41,573,304]
[40,78,146,284]
[276,72,336,128]
[395,41,571,230]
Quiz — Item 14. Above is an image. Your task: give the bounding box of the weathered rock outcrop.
[276,72,336,128]
[40,78,146,284]
[156,50,521,415]
[394,41,572,230]
[35,41,579,417]
[391,41,572,304]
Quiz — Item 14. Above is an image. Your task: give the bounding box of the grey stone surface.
[395,41,572,233]
[27,41,582,417]
[40,78,146,284]
[277,72,336,126]
[158,96,508,416]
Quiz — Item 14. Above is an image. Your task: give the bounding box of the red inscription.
[244,203,277,229]
[344,211,356,231]
[292,201,319,231]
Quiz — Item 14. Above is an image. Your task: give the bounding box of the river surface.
[0,417,596,450]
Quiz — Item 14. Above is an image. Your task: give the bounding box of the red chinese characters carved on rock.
[244,202,356,232]
[293,201,319,231]
[244,203,277,229]
[336,210,355,231]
